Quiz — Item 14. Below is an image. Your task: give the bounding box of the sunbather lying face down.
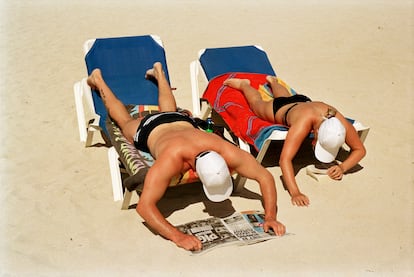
[87,63,286,252]
[223,77,366,207]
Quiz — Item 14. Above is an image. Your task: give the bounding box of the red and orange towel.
[202,73,294,150]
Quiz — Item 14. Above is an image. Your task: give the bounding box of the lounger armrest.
[190,58,210,119]
[190,60,202,117]
[73,77,100,145]
[237,138,251,153]
[352,120,370,143]
[266,130,288,141]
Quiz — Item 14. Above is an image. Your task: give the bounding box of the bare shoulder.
[335,111,355,129]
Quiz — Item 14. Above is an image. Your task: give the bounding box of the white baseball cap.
[195,151,233,202]
[315,117,346,163]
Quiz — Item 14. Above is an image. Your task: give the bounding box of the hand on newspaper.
[263,220,286,236]
[174,232,202,251]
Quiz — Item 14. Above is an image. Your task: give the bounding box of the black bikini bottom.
[272,94,311,125]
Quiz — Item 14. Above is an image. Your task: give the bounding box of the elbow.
[348,145,366,167]
[357,144,367,160]
[361,146,367,159]
[136,201,144,217]
[278,156,290,168]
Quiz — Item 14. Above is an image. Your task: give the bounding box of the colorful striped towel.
[106,105,199,192]
[202,73,295,151]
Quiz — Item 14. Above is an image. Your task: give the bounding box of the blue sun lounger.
[74,35,198,208]
[190,45,370,186]
[75,35,168,144]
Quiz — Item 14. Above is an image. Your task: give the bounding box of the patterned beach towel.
[202,73,295,150]
[106,105,199,192]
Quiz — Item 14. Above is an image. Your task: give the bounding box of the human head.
[195,151,233,202]
[315,117,346,163]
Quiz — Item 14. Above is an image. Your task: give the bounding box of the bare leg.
[266,76,291,97]
[145,62,177,112]
[87,69,139,142]
[224,78,275,123]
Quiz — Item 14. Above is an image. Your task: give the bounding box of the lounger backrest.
[85,35,170,134]
[199,45,276,81]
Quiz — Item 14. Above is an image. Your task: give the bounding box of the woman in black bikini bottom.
[223,76,366,208]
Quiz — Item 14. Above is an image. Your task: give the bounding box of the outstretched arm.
[222,145,286,235]
[279,121,312,206]
[136,158,202,251]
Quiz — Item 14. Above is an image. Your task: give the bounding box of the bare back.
[275,101,335,131]
[147,122,241,173]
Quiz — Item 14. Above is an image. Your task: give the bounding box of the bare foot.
[145,62,164,81]
[265,75,278,85]
[87,68,102,90]
[223,78,251,90]
[266,75,290,97]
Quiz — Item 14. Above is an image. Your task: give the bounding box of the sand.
[1,0,413,276]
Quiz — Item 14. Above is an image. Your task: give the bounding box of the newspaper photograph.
[175,211,280,255]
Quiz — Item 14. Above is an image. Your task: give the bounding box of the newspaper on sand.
[175,211,285,255]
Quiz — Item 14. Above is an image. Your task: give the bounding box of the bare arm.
[136,157,202,251]
[221,144,286,235]
[327,113,367,179]
[279,120,312,206]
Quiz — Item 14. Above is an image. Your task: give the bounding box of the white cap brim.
[314,140,338,163]
[196,151,233,202]
[202,177,233,202]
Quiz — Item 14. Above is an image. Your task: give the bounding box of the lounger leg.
[256,140,271,165]
[85,129,94,147]
[108,146,124,201]
[121,190,133,210]
[234,175,247,192]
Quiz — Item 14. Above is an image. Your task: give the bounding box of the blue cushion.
[199,46,275,81]
[85,35,169,135]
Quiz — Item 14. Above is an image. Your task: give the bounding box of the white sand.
[1,0,413,276]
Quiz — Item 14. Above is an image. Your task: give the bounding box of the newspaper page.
[176,211,278,255]
[175,216,241,255]
[223,211,275,244]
